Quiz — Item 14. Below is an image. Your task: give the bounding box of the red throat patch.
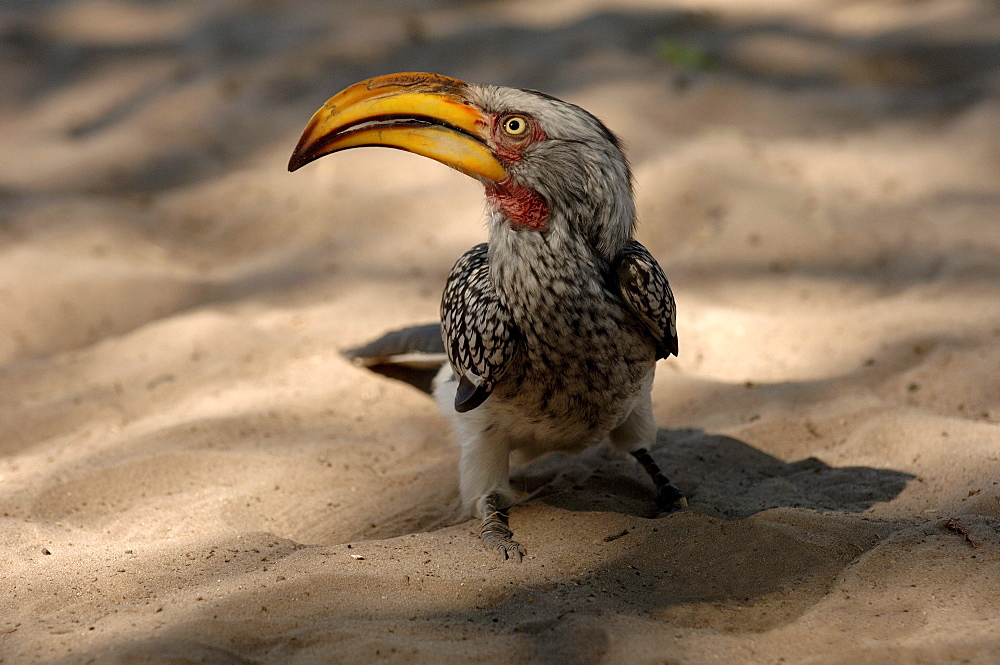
[486,179,549,231]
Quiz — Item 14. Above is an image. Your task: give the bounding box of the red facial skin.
[486,178,549,231]
[484,114,550,231]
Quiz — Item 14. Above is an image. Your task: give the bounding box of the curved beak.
[288,72,506,183]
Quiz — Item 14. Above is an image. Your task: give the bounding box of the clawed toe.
[487,534,526,562]
[479,498,526,562]
[481,514,526,562]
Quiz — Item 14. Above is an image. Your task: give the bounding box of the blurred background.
[2,2,1000,662]
[2,0,997,366]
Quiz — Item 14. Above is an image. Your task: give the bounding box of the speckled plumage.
[440,232,675,450]
[429,84,681,560]
[440,243,521,412]
[294,74,683,561]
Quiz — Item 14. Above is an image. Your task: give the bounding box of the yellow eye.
[503,116,528,136]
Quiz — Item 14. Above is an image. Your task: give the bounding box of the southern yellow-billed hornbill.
[289,73,684,561]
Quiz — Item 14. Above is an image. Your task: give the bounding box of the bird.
[288,72,684,561]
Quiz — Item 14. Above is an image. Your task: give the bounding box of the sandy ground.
[2,0,1000,663]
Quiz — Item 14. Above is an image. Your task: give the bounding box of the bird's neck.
[484,165,635,264]
[485,193,633,264]
[486,208,614,309]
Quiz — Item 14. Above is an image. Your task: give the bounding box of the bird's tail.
[342,323,448,395]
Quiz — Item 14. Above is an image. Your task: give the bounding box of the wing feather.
[616,240,678,359]
[441,244,521,412]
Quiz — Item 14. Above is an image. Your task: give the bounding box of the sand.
[2,0,999,663]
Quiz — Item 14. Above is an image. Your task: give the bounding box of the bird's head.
[289,72,634,259]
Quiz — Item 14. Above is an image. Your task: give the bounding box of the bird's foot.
[655,483,688,514]
[631,447,688,515]
[479,493,525,562]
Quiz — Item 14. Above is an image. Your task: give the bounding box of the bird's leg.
[609,374,686,513]
[630,447,687,513]
[454,425,525,561]
[478,491,525,562]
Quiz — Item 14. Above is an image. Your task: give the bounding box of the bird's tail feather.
[342,323,448,395]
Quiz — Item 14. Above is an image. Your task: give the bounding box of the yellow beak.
[288,72,507,183]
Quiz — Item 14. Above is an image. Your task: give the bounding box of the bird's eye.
[503,116,529,136]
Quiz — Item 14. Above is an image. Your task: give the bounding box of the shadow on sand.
[514,427,913,521]
[47,425,914,665]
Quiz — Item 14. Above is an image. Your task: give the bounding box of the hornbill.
[289,73,684,561]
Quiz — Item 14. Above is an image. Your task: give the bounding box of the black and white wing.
[441,243,522,412]
[615,240,678,359]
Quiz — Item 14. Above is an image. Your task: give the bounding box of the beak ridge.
[287,73,506,182]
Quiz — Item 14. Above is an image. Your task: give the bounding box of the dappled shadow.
[1,2,324,105]
[0,393,463,546]
[43,451,905,664]
[4,2,998,663]
[2,1,997,197]
[1,0,994,368]
[1,0,997,372]
[514,428,913,521]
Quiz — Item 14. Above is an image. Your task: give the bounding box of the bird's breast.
[489,242,655,444]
